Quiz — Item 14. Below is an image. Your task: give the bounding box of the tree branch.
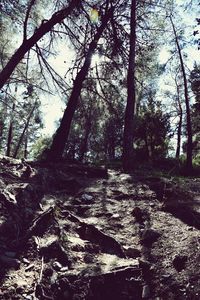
[23,0,37,41]
[0,0,81,91]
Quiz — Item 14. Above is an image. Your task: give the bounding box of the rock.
[22,258,30,264]
[172,255,188,272]
[142,285,150,298]
[141,229,161,245]
[81,193,93,201]
[187,226,193,231]
[25,263,35,271]
[0,190,17,208]
[53,261,63,271]
[60,266,69,272]
[112,213,120,219]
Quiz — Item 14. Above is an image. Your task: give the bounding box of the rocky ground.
[0,156,200,299]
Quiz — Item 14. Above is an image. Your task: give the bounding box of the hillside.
[0,156,199,300]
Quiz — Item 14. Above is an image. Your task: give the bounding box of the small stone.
[60,266,69,272]
[142,285,150,298]
[112,213,120,219]
[53,261,62,271]
[25,264,34,271]
[22,258,30,264]
[81,194,93,201]
[161,274,171,279]
[187,226,193,231]
[23,295,32,300]
[50,272,58,285]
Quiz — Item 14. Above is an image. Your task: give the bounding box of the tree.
[0,0,81,90]
[190,64,200,158]
[47,4,114,160]
[134,94,171,161]
[122,0,137,172]
[169,15,193,171]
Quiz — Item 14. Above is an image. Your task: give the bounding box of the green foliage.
[190,64,200,158]
[30,135,52,159]
[134,98,171,161]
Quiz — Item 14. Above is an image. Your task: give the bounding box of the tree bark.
[0,0,81,90]
[122,0,137,172]
[47,7,114,160]
[170,16,193,171]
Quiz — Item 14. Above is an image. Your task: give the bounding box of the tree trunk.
[170,16,193,171]
[0,0,80,90]
[78,119,91,162]
[176,113,182,159]
[6,102,15,157]
[122,0,137,172]
[13,104,36,158]
[47,7,114,160]
[24,133,28,159]
[175,79,182,159]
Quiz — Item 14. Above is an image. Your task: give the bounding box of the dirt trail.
[0,157,199,299]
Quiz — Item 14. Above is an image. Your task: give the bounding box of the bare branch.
[23,0,37,41]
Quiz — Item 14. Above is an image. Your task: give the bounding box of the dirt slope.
[0,156,199,299]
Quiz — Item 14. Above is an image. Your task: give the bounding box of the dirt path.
[0,158,199,299]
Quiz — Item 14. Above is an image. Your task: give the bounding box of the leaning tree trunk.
[175,78,183,159]
[0,0,81,90]
[170,16,193,172]
[47,7,114,160]
[122,0,137,172]
[176,111,182,159]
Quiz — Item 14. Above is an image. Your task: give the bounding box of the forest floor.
[0,156,200,300]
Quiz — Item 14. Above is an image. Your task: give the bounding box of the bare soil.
[0,156,199,299]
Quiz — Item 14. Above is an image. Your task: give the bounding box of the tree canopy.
[0,0,199,173]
